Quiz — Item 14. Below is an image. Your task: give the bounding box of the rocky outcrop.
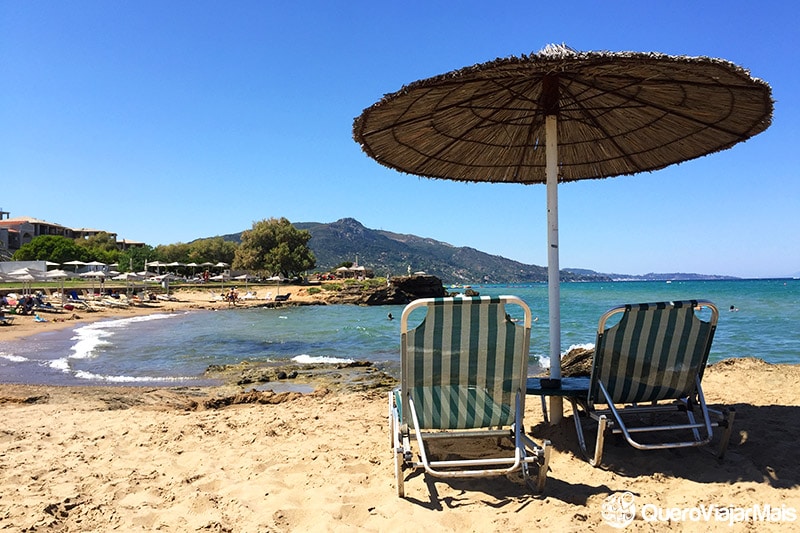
[560,346,594,377]
[321,274,446,306]
[203,360,396,392]
[390,275,447,298]
[364,275,446,305]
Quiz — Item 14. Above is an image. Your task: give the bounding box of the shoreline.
[1,285,399,391]
[0,284,329,344]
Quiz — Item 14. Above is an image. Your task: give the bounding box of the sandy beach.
[0,285,327,343]
[1,287,799,531]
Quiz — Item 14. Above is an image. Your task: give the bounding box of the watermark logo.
[601,491,636,529]
[600,491,797,528]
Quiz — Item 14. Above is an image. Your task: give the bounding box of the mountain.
[563,268,739,282]
[223,218,607,284]
[222,218,734,284]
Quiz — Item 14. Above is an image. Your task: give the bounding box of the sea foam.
[69,313,179,361]
[0,353,28,363]
[292,354,355,365]
[72,369,197,383]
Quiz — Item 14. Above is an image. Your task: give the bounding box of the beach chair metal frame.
[572,300,735,466]
[389,296,550,497]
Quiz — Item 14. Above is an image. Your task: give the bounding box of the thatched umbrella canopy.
[353,45,772,184]
[353,45,773,423]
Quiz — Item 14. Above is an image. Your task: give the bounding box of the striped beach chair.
[389,296,550,497]
[573,300,735,466]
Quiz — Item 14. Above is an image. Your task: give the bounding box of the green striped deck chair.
[388,296,550,498]
[572,300,735,466]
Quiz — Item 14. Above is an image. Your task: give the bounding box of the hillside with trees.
[224,218,608,284]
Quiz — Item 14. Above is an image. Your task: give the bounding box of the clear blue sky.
[2,1,798,278]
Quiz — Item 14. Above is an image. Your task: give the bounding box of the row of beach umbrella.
[1,260,231,285]
[1,261,235,299]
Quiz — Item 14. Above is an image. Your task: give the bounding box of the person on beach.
[227,287,238,306]
[16,296,34,315]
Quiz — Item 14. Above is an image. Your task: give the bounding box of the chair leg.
[394,447,405,498]
[572,402,590,458]
[717,407,736,459]
[571,401,606,467]
[521,437,550,493]
[388,391,394,448]
[535,440,551,493]
[589,415,607,467]
[389,391,407,498]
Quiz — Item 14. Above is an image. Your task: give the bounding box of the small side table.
[526,376,591,424]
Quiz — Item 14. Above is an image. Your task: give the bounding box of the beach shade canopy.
[149,273,180,282]
[353,44,773,421]
[112,272,143,281]
[80,270,107,294]
[7,268,47,296]
[46,269,70,303]
[145,261,167,275]
[8,267,47,278]
[63,260,87,272]
[8,268,48,296]
[46,269,70,279]
[79,270,107,278]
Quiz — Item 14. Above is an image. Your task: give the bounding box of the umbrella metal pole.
[546,114,563,424]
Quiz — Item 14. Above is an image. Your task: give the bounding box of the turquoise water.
[1,279,798,386]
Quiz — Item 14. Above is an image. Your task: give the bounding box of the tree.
[75,232,122,265]
[149,238,237,272]
[233,218,315,278]
[153,242,192,264]
[117,245,155,272]
[12,235,89,264]
[188,237,237,265]
[77,232,118,252]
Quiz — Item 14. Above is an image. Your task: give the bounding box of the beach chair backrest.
[590,300,718,405]
[400,296,532,430]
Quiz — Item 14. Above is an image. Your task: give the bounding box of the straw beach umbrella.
[353,45,773,422]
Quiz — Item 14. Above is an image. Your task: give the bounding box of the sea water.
[1,279,797,386]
